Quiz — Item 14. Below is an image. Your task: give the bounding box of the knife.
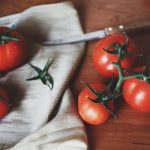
[1,13,150,45]
[43,21,150,45]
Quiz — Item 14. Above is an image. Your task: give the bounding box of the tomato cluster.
[0,26,28,119]
[78,33,150,125]
[0,26,54,119]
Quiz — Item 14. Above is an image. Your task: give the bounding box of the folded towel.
[0,2,88,150]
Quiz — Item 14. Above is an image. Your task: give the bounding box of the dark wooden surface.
[1,0,150,150]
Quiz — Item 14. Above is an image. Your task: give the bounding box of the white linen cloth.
[0,2,88,150]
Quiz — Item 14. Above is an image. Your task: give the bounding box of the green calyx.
[103,32,137,62]
[27,57,54,90]
[81,80,119,118]
[0,25,19,45]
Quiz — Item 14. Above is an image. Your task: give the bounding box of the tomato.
[93,33,139,78]
[122,78,150,112]
[132,65,150,73]
[0,26,28,72]
[123,66,145,76]
[132,66,146,72]
[78,83,114,125]
[0,87,9,119]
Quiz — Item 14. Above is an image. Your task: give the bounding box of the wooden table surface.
[1,0,150,150]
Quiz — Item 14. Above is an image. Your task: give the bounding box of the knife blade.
[43,20,150,45]
[43,30,107,45]
[1,13,150,46]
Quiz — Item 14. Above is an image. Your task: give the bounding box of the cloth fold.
[0,2,88,150]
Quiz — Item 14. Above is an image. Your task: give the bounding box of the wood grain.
[1,0,150,150]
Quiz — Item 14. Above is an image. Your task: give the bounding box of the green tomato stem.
[113,61,145,92]
[1,35,19,42]
[0,27,19,45]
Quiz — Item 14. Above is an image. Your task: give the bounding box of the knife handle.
[105,20,150,35]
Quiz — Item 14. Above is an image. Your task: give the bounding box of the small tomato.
[0,26,28,72]
[78,83,113,125]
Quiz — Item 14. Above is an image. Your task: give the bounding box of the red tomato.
[0,87,9,119]
[93,33,139,78]
[78,83,114,125]
[132,65,150,73]
[0,26,28,72]
[122,78,150,112]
